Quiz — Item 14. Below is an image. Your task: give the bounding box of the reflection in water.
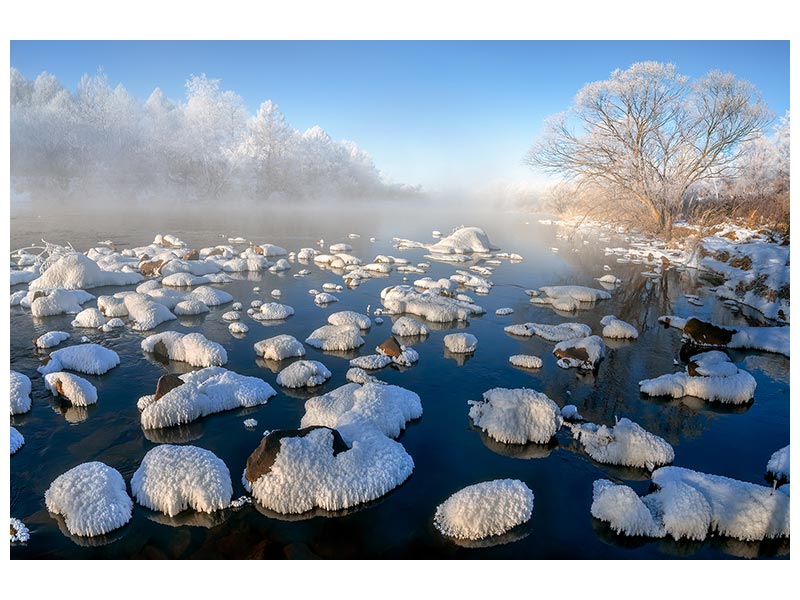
[438,521,532,549]
[443,349,474,366]
[145,507,232,529]
[477,429,556,460]
[142,422,205,444]
[50,512,129,548]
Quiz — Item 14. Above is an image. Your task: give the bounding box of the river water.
[9,201,790,559]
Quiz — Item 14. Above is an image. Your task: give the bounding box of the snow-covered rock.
[349,354,393,370]
[252,302,295,321]
[254,335,306,361]
[568,417,674,470]
[11,370,32,415]
[139,367,276,429]
[30,289,94,317]
[43,372,98,406]
[173,298,210,315]
[188,286,233,306]
[531,285,611,312]
[391,316,430,337]
[29,253,143,290]
[434,479,533,540]
[305,324,364,352]
[11,426,24,454]
[327,310,371,329]
[122,293,177,331]
[553,335,605,370]
[38,344,120,376]
[509,355,543,369]
[276,360,332,388]
[661,316,790,358]
[444,332,478,353]
[44,462,133,537]
[428,226,498,254]
[229,322,249,334]
[70,307,108,329]
[131,445,232,517]
[504,321,592,342]
[33,331,70,349]
[381,285,484,323]
[600,315,639,339]
[766,445,790,482]
[314,292,339,306]
[141,332,227,367]
[468,388,563,445]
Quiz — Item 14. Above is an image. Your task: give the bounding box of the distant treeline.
[10,69,419,203]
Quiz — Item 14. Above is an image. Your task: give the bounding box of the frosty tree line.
[10,69,416,202]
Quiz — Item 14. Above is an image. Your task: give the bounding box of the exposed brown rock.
[206,248,224,258]
[378,336,402,357]
[154,374,184,401]
[683,317,735,346]
[150,340,170,360]
[253,245,264,255]
[660,256,671,268]
[139,259,164,276]
[40,355,52,366]
[54,379,65,397]
[182,249,199,261]
[245,426,348,483]
[32,291,47,301]
[553,346,591,365]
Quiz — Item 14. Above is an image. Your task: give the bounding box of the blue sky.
[10,40,790,191]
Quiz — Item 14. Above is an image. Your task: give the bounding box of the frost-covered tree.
[527,62,771,235]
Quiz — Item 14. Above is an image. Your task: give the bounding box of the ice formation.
[504,321,592,342]
[381,285,484,323]
[509,354,543,369]
[11,370,32,414]
[427,226,498,254]
[28,253,143,290]
[276,360,332,388]
[766,445,789,482]
[639,351,757,404]
[553,335,605,370]
[30,289,94,317]
[327,310,371,329]
[122,293,177,331]
[44,461,133,537]
[70,307,108,329]
[391,316,430,337]
[444,332,478,354]
[173,298,210,315]
[11,426,25,454]
[252,302,295,321]
[314,292,339,305]
[44,372,98,406]
[531,285,611,311]
[131,445,233,517]
[38,344,120,376]
[346,367,385,385]
[468,387,563,444]
[229,322,249,334]
[495,307,514,316]
[349,354,393,370]
[305,324,365,352]
[141,332,227,367]
[139,367,276,429]
[10,517,30,543]
[600,315,639,339]
[433,479,533,540]
[187,286,234,306]
[254,335,306,361]
[660,316,790,357]
[568,417,674,470]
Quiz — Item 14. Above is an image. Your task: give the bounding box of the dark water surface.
[9,203,790,559]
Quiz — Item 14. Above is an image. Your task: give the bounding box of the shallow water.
[9,203,790,559]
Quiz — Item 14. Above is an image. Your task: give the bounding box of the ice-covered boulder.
[346,367,386,385]
[568,417,674,470]
[30,289,94,317]
[553,335,605,370]
[254,335,306,361]
[504,321,592,342]
[433,479,533,540]
[468,388,563,445]
[29,253,143,290]
[591,479,664,538]
[444,332,478,353]
[600,315,638,339]
[229,322,249,334]
[380,285,484,323]
[427,226,498,254]
[44,462,133,537]
[11,426,25,454]
[349,354,393,370]
[131,445,232,517]
[139,367,276,429]
[174,298,210,315]
[188,286,233,306]
[252,302,295,321]
[314,292,339,306]
[531,285,611,311]
[38,344,120,376]
[660,316,790,357]
[509,355,543,369]
[141,332,227,367]
[305,324,364,352]
[391,316,430,337]
[122,293,177,331]
[327,311,371,329]
[11,370,32,415]
[33,331,70,349]
[70,307,108,329]
[639,351,757,404]
[43,372,98,406]
[276,360,332,388]
[97,295,128,318]
[766,445,790,482]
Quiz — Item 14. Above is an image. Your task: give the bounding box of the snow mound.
[30,289,94,317]
[70,307,108,329]
[391,316,430,337]
[444,332,478,353]
[504,322,592,342]
[600,315,639,339]
[174,298,210,315]
[11,370,32,415]
[11,426,25,454]
[495,307,514,316]
[97,295,128,317]
[639,351,756,404]
[553,335,605,370]
[349,354,393,370]
[327,310,371,329]
[509,354,543,369]
[346,367,386,385]
[44,372,98,406]
[29,253,143,290]
[131,445,232,517]
[44,462,133,537]
[229,322,249,334]
[314,292,339,305]
[766,445,789,482]
[253,302,295,321]
[10,517,30,542]
[276,360,332,388]
[468,387,563,444]
[139,367,276,429]
[381,285,484,323]
[254,335,306,361]
[428,226,498,254]
[663,316,790,357]
[591,479,664,537]
[188,286,233,306]
[141,332,227,367]
[123,293,177,331]
[532,285,611,311]
[305,324,364,352]
[38,344,120,376]
[301,382,422,438]
[568,417,674,470]
[434,479,533,540]
[246,425,414,514]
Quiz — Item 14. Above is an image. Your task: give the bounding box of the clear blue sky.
[10,40,790,191]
